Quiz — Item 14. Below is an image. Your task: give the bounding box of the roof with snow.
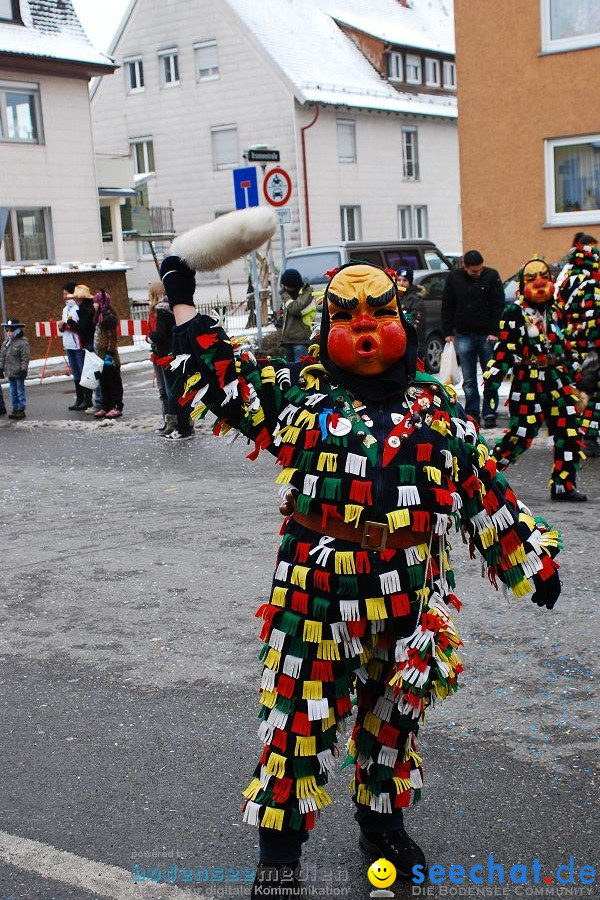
[0,0,115,71]
[226,0,456,119]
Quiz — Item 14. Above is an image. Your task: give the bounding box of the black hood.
[319,263,418,401]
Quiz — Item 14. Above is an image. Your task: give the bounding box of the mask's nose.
[350,312,377,332]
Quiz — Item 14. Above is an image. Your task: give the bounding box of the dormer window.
[0,0,22,22]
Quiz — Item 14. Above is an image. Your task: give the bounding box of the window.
[211,124,238,169]
[194,40,219,81]
[0,81,42,142]
[443,61,456,89]
[402,127,419,180]
[2,208,52,263]
[125,57,144,92]
[386,51,403,82]
[159,48,179,86]
[425,58,440,87]
[340,206,362,241]
[541,0,600,52]
[414,205,429,238]
[337,119,356,163]
[0,0,21,22]
[405,54,422,84]
[130,138,155,175]
[137,239,170,261]
[545,134,600,225]
[397,205,413,239]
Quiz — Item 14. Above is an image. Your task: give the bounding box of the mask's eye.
[330,310,353,322]
[374,306,398,318]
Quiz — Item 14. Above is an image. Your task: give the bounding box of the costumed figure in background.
[159,213,562,898]
[396,267,427,360]
[554,234,600,458]
[482,258,586,502]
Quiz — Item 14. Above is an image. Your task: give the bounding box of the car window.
[420,273,448,295]
[424,250,450,271]
[384,250,421,270]
[285,251,342,284]
[349,250,384,266]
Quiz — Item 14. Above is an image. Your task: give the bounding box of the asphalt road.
[0,362,598,900]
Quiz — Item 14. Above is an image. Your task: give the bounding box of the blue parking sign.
[232,166,259,210]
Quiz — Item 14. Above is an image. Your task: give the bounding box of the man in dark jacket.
[442,250,505,426]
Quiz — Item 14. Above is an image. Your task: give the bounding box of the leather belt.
[293,510,431,551]
[529,354,557,367]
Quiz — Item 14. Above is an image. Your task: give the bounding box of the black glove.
[531,570,561,610]
[18,371,28,379]
[159,255,196,309]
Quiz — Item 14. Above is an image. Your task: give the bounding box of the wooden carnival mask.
[521,258,554,305]
[326,264,407,375]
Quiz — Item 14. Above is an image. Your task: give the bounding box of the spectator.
[58,282,86,411]
[442,249,505,427]
[92,290,124,419]
[279,268,315,363]
[147,280,182,437]
[63,285,96,410]
[396,267,427,357]
[0,318,30,420]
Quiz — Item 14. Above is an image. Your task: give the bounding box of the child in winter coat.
[92,290,124,418]
[0,319,30,419]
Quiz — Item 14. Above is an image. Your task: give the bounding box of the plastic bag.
[80,349,104,390]
[438,341,461,385]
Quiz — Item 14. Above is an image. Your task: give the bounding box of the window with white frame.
[130,138,155,175]
[337,119,356,163]
[397,206,412,239]
[211,124,238,169]
[442,61,456,89]
[402,127,419,180]
[405,54,422,84]
[159,48,179,86]
[545,134,600,225]
[397,205,429,239]
[2,207,52,263]
[194,40,219,81]
[0,81,42,142]
[137,239,169,261]
[414,205,429,238]
[340,206,362,241]
[425,58,440,87]
[386,51,403,82]
[125,57,144,92]
[541,0,600,53]
[0,0,21,22]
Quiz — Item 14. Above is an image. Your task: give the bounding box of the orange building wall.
[455,0,600,279]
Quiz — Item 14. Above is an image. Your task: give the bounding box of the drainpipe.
[300,106,319,245]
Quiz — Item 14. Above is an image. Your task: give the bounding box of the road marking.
[0,830,208,899]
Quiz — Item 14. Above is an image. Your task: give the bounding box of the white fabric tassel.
[191,383,210,407]
[451,492,463,512]
[303,473,319,498]
[257,721,274,744]
[404,546,422,566]
[526,529,544,553]
[372,696,394,722]
[243,801,261,826]
[440,449,453,470]
[330,621,350,642]
[397,485,420,506]
[395,640,409,664]
[410,768,424,789]
[299,796,318,813]
[282,655,303,678]
[345,453,367,476]
[451,417,466,440]
[370,793,393,814]
[169,353,191,372]
[222,379,239,404]
[340,599,361,621]
[380,570,402,593]
[522,551,543,577]
[470,510,493,534]
[317,749,336,774]
[269,628,286,651]
[305,392,328,407]
[274,561,290,582]
[434,513,449,535]
[491,505,515,530]
[267,708,288,729]
[279,403,299,423]
[260,668,276,691]
[259,765,271,789]
[343,637,364,657]
[309,535,335,565]
[354,665,369,683]
[307,698,330,721]
[377,746,398,767]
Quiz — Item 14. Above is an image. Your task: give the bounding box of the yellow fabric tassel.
[261,807,285,831]
[477,443,489,467]
[271,587,287,607]
[259,688,278,709]
[242,778,262,801]
[431,418,450,437]
[302,680,323,700]
[539,528,560,552]
[291,566,310,588]
[252,408,265,426]
[366,597,387,620]
[264,648,281,671]
[303,620,323,643]
[314,787,332,809]
[356,784,373,807]
[518,512,536,530]
[363,711,382,737]
[386,509,410,532]
[190,405,207,421]
[512,576,532,598]
[261,366,277,385]
[276,467,298,485]
[294,409,317,430]
[423,466,442,485]
[388,669,403,688]
[317,452,338,472]
[479,525,497,549]
[335,551,356,574]
[344,504,363,526]
[317,640,341,660]
[295,735,317,756]
[393,776,413,792]
[322,708,336,731]
[508,544,527,565]
[183,372,203,394]
[266,752,287,778]
[296,776,318,798]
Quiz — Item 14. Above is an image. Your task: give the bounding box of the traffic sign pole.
[250,251,262,348]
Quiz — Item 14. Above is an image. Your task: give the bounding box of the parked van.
[284,240,451,372]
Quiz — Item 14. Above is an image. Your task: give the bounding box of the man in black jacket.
[441,250,505,426]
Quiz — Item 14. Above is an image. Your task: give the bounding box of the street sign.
[263,167,292,207]
[276,208,291,224]
[246,148,280,163]
[232,166,259,210]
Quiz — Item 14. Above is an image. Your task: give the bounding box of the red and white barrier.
[35,319,149,337]
[36,320,62,338]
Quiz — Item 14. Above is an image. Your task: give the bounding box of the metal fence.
[128,295,270,347]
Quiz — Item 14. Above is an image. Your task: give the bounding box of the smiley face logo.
[367,857,397,889]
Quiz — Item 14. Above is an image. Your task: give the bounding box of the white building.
[0,0,115,266]
[91,0,460,299]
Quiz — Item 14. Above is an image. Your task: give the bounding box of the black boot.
[68,381,83,410]
[550,485,587,502]
[583,438,600,458]
[359,827,426,881]
[80,387,93,409]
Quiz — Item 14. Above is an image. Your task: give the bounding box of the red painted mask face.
[326,265,407,375]
[522,259,554,305]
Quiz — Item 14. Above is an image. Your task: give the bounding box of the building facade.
[91,0,461,298]
[455,0,600,279]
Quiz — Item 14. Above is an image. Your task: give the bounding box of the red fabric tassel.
[291,591,309,614]
[355,551,371,574]
[272,777,293,803]
[416,443,433,462]
[349,479,373,504]
[311,660,334,682]
[291,712,311,736]
[304,429,321,449]
[313,570,330,592]
[391,593,410,616]
[276,674,296,699]
[277,445,295,467]
[500,529,522,557]
[321,504,344,528]
[411,510,431,531]
[196,332,219,350]
[335,695,353,717]
[461,474,480,498]
[347,619,366,637]
[294,542,311,563]
[214,357,232,388]
[271,730,288,753]
[378,723,400,746]
[247,427,271,460]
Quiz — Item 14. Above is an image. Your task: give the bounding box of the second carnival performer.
[159,211,562,898]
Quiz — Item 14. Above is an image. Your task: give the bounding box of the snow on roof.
[226,0,456,118]
[316,0,455,55]
[1,261,129,278]
[0,0,114,70]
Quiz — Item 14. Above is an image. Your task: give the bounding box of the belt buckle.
[361,520,388,551]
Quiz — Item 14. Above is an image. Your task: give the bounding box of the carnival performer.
[554,234,600,458]
[482,258,586,502]
[159,213,562,898]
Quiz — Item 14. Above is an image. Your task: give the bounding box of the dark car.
[411,270,449,374]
